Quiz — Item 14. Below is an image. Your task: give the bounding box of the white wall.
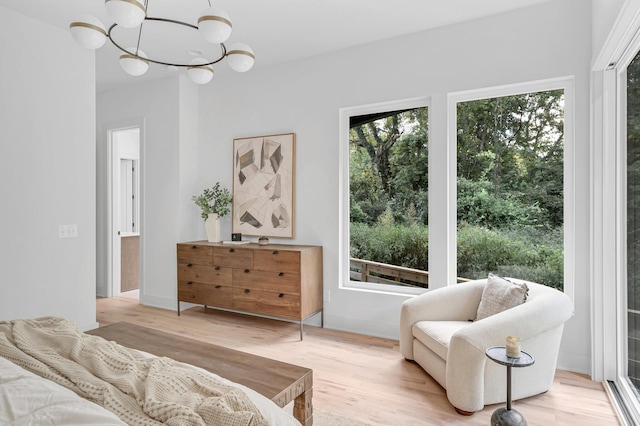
[0,7,97,330]
[197,0,593,372]
[592,0,626,64]
[97,77,183,307]
[177,76,204,242]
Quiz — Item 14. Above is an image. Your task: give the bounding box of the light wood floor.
[96,295,620,425]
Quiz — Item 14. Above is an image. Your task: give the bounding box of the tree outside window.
[456,90,564,290]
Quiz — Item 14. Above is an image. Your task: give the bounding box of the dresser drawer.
[253,250,300,274]
[177,244,213,265]
[233,269,301,295]
[178,281,233,308]
[178,263,231,285]
[233,288,301,319]
[214,247,253,269]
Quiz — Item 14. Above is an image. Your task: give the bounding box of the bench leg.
[293,387,313,425]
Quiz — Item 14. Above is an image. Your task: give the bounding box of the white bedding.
[0,356,126,425]
[0,354,300,426]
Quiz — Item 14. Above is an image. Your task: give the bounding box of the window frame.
[339,78,574,302]
[339,96,431,296]
[448,78,574,302]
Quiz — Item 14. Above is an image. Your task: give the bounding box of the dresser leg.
[300,321,304,340]
[177,301,180,316]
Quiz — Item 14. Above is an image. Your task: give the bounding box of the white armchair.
[399,278,573,414]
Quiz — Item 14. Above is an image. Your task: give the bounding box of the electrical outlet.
[323,290,331,302]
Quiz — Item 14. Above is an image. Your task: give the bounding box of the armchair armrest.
[445,287,573,411]
[399,280,485,359]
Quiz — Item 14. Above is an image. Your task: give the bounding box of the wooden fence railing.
[350,258,472,288]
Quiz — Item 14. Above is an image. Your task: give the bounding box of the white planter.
[204,213,221,242]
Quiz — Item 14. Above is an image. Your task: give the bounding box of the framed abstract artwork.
[232,133,296,238]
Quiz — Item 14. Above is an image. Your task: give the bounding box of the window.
[456,89,565,290]
[340,80,573,298]
[341,98,430,294]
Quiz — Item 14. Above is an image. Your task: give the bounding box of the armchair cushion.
[475,273,528,320]
[412,321,469,360]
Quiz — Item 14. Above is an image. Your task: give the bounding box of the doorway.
[108,126,141,300]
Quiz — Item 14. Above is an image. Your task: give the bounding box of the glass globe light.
[120,48,149,76]
[187,58,214,85]
[198,7,232,44]
[69,15,107,49]
[105,0,146,28]
[226,43,255,72]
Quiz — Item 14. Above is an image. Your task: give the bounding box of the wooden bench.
[87,322,313,425]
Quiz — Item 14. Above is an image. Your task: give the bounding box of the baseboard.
[79,321,100,331]
[322,314,399,340]
[138,294,177,311]
[556,351,590,375]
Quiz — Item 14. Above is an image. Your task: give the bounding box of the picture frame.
[232,133,296,238]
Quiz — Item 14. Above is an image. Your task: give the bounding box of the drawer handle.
[186,263,193,268]
[214,266,220,270]
[215,285,221,289]
[186,281,193,285]
[272,250,279,255]
[278,293,284,298]
[244,289,250,294]
[191,245,197,249]
[278,272,284,277]
[230,248,235,253]
[244,269,250,273]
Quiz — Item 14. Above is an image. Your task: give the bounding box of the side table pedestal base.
[491,407,527,426]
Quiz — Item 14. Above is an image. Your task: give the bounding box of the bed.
[0,317,311,426]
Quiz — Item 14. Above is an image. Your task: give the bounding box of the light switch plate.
[58,224,78,238]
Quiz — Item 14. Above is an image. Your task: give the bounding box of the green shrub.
[350,222,563,290]
[457,177,543,229]
[350,222,429,271]
[457,225,563,290]
[350,202,369,224]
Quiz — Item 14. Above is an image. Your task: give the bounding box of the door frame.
[106,119,144,298]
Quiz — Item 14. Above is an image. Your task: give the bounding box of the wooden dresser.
[177,241,323,339]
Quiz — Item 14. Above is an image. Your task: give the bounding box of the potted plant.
[192,182,233,242]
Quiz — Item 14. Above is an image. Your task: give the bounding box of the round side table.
[485,346,535,426]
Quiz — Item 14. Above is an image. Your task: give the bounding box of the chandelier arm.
[107,18,228,68]
[135,15,144,55]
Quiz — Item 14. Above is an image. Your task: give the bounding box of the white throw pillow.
[475,273,528,321]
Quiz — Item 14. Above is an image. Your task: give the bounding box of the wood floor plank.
[96,296,620,425]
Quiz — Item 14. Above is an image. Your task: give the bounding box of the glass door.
[628,48,640,399]
[614,45,640,425]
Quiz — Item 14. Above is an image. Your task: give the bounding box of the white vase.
[205,213,221,242]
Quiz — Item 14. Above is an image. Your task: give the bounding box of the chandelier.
[69,0,255,85]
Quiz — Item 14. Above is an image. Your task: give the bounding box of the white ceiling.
[0,0,553,90]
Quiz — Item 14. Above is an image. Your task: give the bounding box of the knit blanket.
[0,317,269,426]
